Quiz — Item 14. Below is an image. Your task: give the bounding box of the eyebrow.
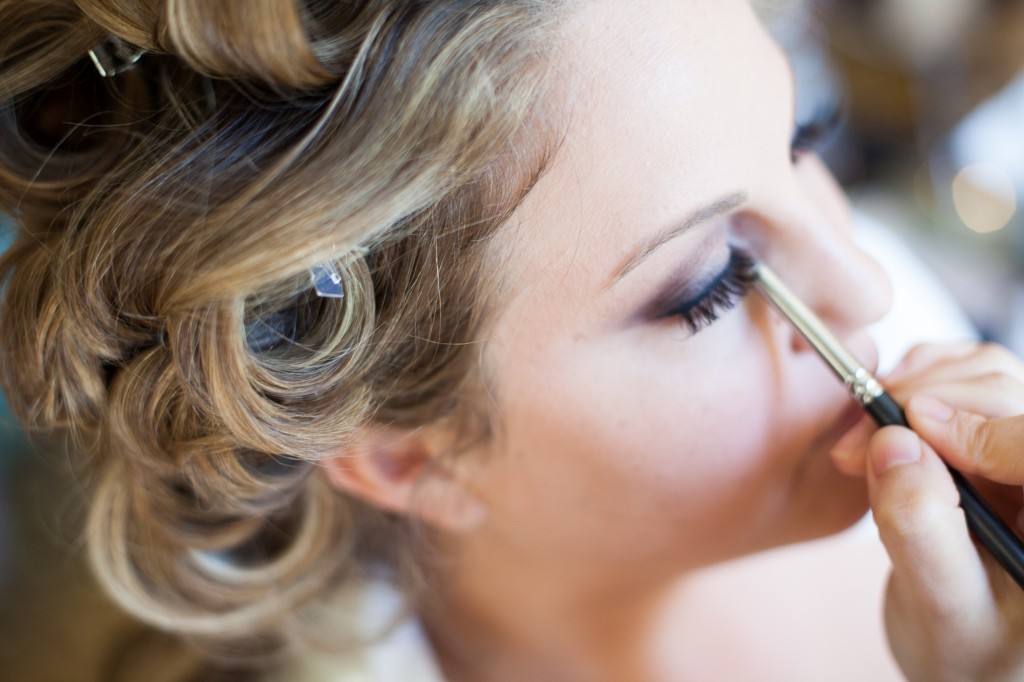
[605,190,748,288]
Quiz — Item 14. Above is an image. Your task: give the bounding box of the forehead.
[491,0,787,310]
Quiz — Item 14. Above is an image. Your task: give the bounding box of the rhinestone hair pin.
[87,36,344,301]
[310,262,345,299]
[88,36,145,77]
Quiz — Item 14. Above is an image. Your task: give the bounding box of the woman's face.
[462,0,892,576]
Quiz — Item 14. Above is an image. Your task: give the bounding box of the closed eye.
[790,101,841,162]
[661,248,757,335]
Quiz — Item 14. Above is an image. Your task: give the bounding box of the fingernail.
[908,395,954,424]
[871,427,922,476]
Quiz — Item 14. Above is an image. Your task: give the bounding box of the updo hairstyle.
[0,0,566,658]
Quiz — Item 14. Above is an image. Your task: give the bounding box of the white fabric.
[855,209,979,371]
[271,579,446,682]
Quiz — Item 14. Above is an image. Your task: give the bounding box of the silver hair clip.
[88,36,145,77]
[310,262,345,299]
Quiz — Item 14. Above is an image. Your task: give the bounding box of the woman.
[1,0,1022,680]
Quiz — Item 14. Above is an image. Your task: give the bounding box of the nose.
[734,155,893,342]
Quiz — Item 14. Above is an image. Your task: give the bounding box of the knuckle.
[892,342,986,381]
[977,341,1016,366]
[874,486,943,542]
[980,370,1019,394]
[960,418,999,478]
[976,340,1005,355]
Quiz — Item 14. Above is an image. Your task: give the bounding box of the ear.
[321,424,488,533]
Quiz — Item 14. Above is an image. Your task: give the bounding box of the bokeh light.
[951,162,1018,234]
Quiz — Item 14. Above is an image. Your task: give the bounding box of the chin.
[755,446,872,554]
[793,459,871,543]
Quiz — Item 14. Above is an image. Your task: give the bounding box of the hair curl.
[0,0,566,662]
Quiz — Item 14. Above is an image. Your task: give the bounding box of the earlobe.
[322,425,488,533]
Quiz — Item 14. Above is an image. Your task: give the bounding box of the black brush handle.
[866,391,1024,590]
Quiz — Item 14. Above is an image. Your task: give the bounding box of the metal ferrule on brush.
[751,258,1024,591]
[752,262,884,406]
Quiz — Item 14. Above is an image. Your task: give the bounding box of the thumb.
[866,426,995,626]
[907,395,1024,486]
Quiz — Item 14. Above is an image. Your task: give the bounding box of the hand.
[831,342,1024,682]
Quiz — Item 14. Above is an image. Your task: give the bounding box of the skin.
[831,343,1024,682]
[327,0,1024,679]
[426,0,889,678]
[326,0,1024,678]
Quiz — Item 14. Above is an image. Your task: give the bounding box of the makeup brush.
[753,260,1024,591]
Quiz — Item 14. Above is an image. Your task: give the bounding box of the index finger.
[908,395,1024,485]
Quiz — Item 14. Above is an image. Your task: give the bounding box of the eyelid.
[790,101,842,158]
[644,246,723,319]
[655,248,756,335]
[658,254,734,318]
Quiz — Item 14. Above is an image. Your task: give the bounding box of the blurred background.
[4,1,1024,679]
[777,0,1024,350]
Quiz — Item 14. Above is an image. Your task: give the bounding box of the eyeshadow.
[643,248,732,320]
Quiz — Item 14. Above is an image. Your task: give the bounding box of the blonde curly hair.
[0,0,567,662]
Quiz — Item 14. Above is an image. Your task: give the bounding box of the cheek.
[481,313,798,561]
[618,340,794,520]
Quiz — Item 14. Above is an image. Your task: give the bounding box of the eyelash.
[664,107,840,336]
[665,248,757,335]
[790,103,841,162]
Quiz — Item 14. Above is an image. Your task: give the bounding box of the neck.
[419,533,680,682]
